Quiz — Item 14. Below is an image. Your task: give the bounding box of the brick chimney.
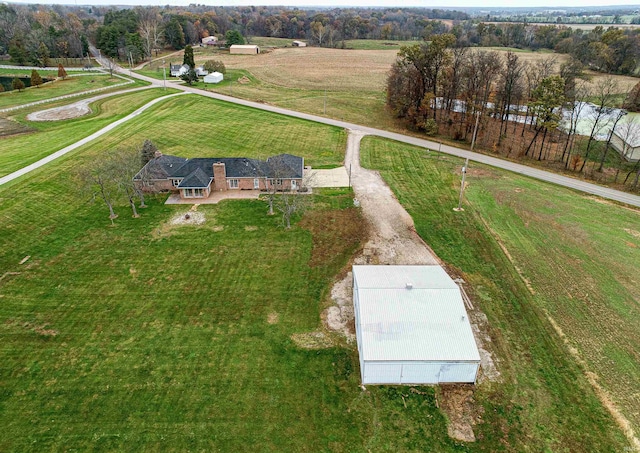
[213,162,227,191]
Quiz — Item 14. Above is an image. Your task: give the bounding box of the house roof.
[353,265,481,363]
[266,154,304,178]
[134,154,188,180]
[177,167,212,189]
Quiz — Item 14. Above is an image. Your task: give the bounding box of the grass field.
[0,104,470,451]
[0,74,126,110]
[360,136,638,450]
[0,68,60,77]
[343,39,420,50]
[0,86,168,176]
[0,92,637,450]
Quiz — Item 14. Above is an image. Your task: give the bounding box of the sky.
[9,0,640,9]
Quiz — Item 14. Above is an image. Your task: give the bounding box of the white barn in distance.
[352,265,480,385]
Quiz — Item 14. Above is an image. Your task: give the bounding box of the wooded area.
[386,37,640,189]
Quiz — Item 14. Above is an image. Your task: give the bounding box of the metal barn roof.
[353,265,480,362]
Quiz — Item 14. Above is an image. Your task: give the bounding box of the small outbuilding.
[352,265,481,385]
[292,40,307,47]
[611,129,640,162]
[230,44,260,55]
[204,72,224,84]
[202,36,218,45]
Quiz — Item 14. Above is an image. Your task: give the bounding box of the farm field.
[0,73,127,110]
[181,46,637,134]
[343,39,420,50]
[0,86,167,177]
[360,136,639,450]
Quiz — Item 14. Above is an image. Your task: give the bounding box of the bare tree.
[78,157,119,224]
[111,148,148,217]
[138,8,162,59]
[580,76,619,173]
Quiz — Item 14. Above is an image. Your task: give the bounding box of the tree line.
[387,37,640,189]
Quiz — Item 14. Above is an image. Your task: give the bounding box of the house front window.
[229,179,239,189]
[194,188,204,197]
[254,178,260,189]
[172,179,182,187]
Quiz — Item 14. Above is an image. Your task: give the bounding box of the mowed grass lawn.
[361,136,637,451]
[41,94,347,167]
[0,86,172,177]
[0,113,466,450]
[0,74,127,109]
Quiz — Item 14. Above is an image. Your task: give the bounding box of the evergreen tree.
[624,81,640,113]
[31,70,43,88]
[38,42,50,68]
[12,77,25,92]
[140,139,159,166]
[225,30,245,46]
[58,64,68,80]
[182,44,195,68]
[180,68,198,86]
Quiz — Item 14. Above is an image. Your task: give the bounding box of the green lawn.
[0,114,464,451]
[0,68,60,77]
[343,39,420,50]
[0,74,127,110]
[360,136,637,451]
[26,93,346,168]
[0,87,173,177]
[250,36,299,47]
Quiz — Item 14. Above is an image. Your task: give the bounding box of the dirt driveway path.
[345,130,440,266]
[26,86,153,121]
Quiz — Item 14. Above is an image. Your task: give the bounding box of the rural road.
[121,67,640,208]
[0,92,186,186]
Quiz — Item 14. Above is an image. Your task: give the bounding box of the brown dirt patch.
[245,225,258,231]
[237,76,251,84]
[0,117,33,137]
[267,312,279,324]
[290,331,334,349]
[437,384,483,443]
[299,207,366,268]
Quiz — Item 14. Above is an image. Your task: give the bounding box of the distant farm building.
[292,40,307,47]
[202,36,218,45]
[230,44,260,55]
[611,130,640,162]
[169,64,189,77]
[204,72,223,84]
[352,265,481,385]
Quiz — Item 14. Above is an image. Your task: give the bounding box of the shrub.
[203,59,226,74]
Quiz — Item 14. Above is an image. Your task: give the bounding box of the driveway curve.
[0,92,186,186]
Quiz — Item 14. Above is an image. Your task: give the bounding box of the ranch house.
[135,153,304,199]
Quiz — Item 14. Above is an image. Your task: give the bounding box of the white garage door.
[438,363,478,383]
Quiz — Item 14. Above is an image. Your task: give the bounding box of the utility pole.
[470,111,481,152]
[453,158,469,212]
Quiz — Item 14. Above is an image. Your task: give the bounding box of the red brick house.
[135,153,304,200]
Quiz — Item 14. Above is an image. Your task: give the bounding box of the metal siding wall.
[400,363,441,384]
[363,362,402,384]
[438,363,479,383]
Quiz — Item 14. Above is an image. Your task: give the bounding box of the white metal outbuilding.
[352,265,480,385]
[204,72,224,84]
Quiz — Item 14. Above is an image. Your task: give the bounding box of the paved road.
[0,72,134,113]
[120,68,640,208]
[0,92,186,186]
